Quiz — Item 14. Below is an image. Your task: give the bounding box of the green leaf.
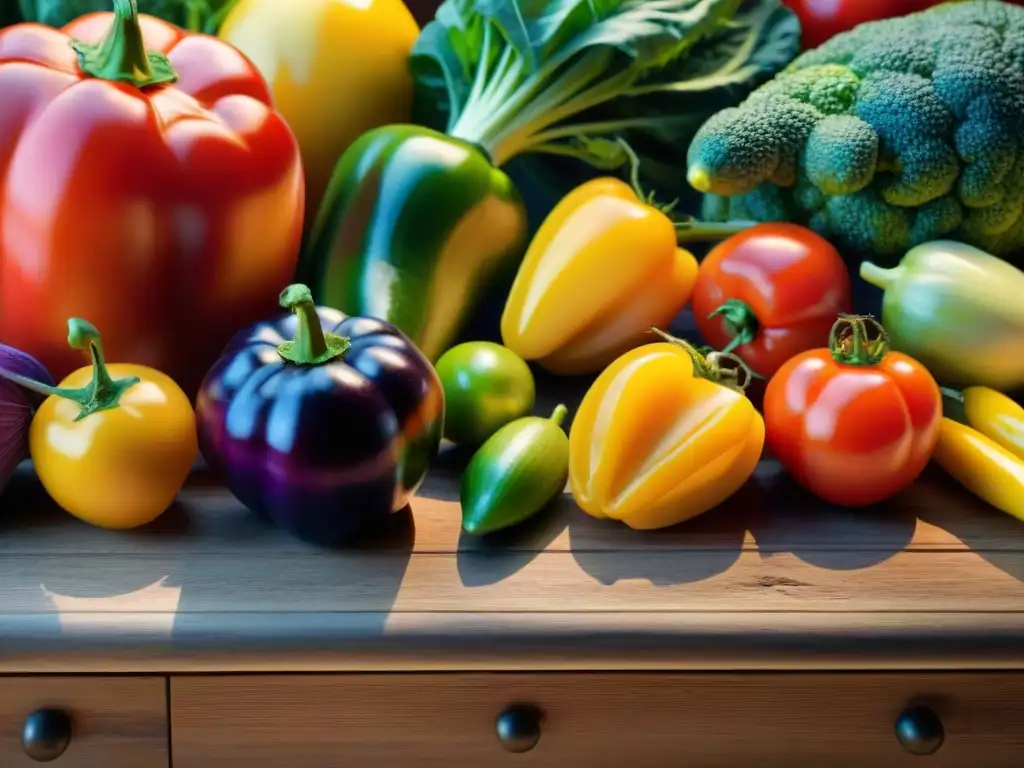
[412,0,800,172]
[18,0,237,32]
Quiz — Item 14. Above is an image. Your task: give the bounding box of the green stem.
[550,404,568,428]
[859,261,901,291]
[828,314,889,366]
[71,0,178,88]
[675,219,757,243]
[201,0,244,34]
[649,327,755,393]
[0,319,139,422]
[277,284,351,365]
[708,299,760,355]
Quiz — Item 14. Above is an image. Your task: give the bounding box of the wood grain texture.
[1,368,1023,672]
[0,677,167,767]
[170,672,1024,768]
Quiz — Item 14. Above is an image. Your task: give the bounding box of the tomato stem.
[708,299,759,355]
[277,284,351,366]
[828,314,889,366]
[0,319,140,421]
[72,0,179,89]
[649,327,755,393]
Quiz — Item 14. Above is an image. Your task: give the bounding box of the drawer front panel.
[171,672,1024,768]
[0,676,167,767]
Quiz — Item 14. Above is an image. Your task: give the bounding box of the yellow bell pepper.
[500,177,699,375]
[2,319,198,529]
[932,418,1024,523]
[569,330,764,529]
[219,0,419,231]
[942,386,1024,458]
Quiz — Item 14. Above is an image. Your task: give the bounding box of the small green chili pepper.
[460,405,570,535]
[860,240,1024,391]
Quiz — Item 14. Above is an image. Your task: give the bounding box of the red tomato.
[691,223,851,379]
[763,316,942,507]
[787,0,939,49]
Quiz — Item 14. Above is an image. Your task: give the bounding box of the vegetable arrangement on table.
[3,0,1024,548]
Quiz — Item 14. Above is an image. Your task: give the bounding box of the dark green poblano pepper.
[298,125,528,362]
[860,241,1024,391]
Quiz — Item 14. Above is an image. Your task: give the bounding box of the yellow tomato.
[569,333,764,529]
[25,320,197,529]
[219,0,420,229]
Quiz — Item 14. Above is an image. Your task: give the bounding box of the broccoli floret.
[687,0,1024,259]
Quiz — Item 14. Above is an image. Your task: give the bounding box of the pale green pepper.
[860,241,1024,391]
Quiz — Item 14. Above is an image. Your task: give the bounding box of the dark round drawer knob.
[895,705,944,756]
[495,705,541,753]
[21,708,73,762]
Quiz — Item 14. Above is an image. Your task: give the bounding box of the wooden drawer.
[0,676,167,767]
[171,672,1024,767]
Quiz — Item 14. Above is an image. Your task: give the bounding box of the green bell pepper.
[860,240,1024,391]
[298,125,529,362]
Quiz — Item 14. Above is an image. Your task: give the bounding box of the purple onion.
[0,344,54,493]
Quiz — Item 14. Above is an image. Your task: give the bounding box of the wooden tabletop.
[2,371,1024,674]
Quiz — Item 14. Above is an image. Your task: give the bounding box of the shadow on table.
[1,462,417,646]
[567,457,919,587]
[912,465,1024,583]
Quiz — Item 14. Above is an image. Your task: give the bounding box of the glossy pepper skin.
[569,331,764,530]
[196,284,444,547]
[764,315,942,507]
[692,223,851,378]
[0,1,304,398]
[942,386,1024,459]
[0,318,197,529]
[219,0,419,233]
[860,241,1024,391]
[933,418,1024,524]
[501,178,700,375]
[298,124,529,363]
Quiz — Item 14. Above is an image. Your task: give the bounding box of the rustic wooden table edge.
[3,610,1024,674]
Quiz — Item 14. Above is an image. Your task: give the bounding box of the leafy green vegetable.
[410,0,801,178]
[689,0,1024,260]
[18,0,240,33]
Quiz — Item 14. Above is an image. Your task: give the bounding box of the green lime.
[435,342,535,446]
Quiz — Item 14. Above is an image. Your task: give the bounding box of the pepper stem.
[550,404,568,428]
[615,138,677,213]
[71,0,179,89]
[828,314,889,366]
[649,327,755,393]
[277,284,351,365]
[859,261,901,291]
[708,299,759,355]
[0,318,139,422]
[674,219,757,243]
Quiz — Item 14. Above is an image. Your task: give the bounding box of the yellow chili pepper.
[932,418,1024,523]
[942,386,1024,458]
[1,319,198,529]
[569,330,764,530]
[500,173,701,375]
[219,0,419,232]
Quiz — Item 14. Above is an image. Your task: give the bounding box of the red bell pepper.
[0,0,303,397]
